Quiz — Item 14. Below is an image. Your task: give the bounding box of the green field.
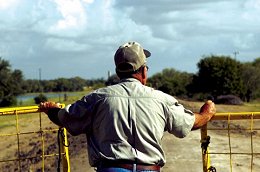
[16,91,88,106]
[1,92,260,172]
[16,91,260,112]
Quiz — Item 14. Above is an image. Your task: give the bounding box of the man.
[40,41,216,172]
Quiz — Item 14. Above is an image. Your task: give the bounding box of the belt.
[99,160,161,171]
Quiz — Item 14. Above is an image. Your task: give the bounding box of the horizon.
[1,0,260,80]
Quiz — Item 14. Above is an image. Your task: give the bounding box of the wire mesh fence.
[1,106,260,172]
[0,106,70,172]
[201,112,260,172]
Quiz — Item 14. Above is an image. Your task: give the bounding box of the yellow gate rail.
[0,105,70,172]
[3,106,259,172]
[201,112,260,172]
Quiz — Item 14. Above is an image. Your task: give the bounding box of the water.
[17,92,78,102]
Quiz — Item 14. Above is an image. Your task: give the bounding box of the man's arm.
[39,102,63,127]
[192,100,216,130]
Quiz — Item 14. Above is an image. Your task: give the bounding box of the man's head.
[114,41,151,73]
[114,41,151,84]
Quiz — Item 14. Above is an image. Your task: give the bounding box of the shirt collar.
[119,78,141,83]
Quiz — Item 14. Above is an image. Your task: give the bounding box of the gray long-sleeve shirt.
[58,78,195,166]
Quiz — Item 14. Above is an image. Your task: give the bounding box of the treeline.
[23,77,105,93]
[0,55,260,107]
[149,55,260,102]
[107,55,260,102]
[0,57,106,106]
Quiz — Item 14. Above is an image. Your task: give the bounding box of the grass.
[3,92,257,133]
[1,97,258,135]
[0,123,14,130]
[1,92,260,172]
[178,99,260,113]
[17,91,88,106]
[11,90,260,113]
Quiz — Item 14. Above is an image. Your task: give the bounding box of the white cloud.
[244,0,260,9]
[102,0,113,25]
[82,0,94,3]
[0,0,19,10]
[1,0,260,79]
[242,0,260,24]
[50,0,87,32]
[234,33,256,50]
[45,37,89,52]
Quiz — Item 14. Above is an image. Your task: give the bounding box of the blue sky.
[0,0,259,80]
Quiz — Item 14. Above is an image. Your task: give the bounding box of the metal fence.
[201,112,260,172]
[0,105,70,172]
[1,105,260,172]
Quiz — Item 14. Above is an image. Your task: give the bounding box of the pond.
[17,92,79,102]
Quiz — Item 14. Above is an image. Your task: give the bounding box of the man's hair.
[116,65,144,79]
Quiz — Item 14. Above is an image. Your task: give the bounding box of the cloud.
[45,37,90,52]
[114,0,259,39]
[234,33,256,49]
[49,0,88,34]
[82,0,94,3]
[0,0,19,10]
[1,0,259,80]
[102,0,113,25]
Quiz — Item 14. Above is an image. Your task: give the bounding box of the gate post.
[60,128,71,172]
[201,124,209,172]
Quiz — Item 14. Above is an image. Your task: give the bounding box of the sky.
[0,0,260,80]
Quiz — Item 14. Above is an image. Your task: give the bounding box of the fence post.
[60,128,71,172]
[201,124,209,172]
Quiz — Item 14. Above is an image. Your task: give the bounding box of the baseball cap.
[114,41,151,73]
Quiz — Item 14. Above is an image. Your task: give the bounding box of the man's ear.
[142,66,147,79]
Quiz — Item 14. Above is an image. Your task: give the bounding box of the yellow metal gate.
[0,105,70,172]
[1,105,260,172]
[201,112,260,172]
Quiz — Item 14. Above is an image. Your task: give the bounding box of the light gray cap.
[114,41,151,73]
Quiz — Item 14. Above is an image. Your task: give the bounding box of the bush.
[0,96,17,107]
[34,94,48,104]
[215,95,243,105]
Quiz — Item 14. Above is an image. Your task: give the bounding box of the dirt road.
[68,131,203,172]
[1,109,260,172]
[68,120,260,172]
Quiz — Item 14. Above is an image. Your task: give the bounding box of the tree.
[0,58,24,107]
[241,58,260,101]
[106,74,120,86]
[148,68,193,97]
[22,79,41,93]
[34,93,48,104]
[69,77,86,91]
[192,55,245,99]
[252,57,260,67]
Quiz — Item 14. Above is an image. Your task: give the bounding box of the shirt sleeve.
[58,96,94,136]
[164,98,195,138]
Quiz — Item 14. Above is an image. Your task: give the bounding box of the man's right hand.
[39,101,63,126]
[39,101,60,114]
